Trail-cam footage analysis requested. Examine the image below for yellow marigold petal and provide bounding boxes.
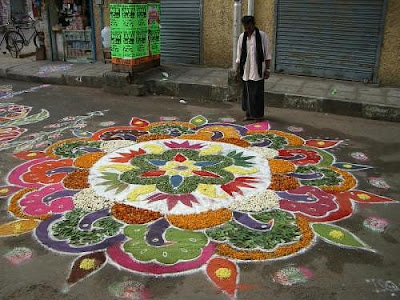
[167,209,232,230]
[215,268,232,279]
[0,219,40,237]
[128,185,156,201]
[217,138,250,147]
[79,258,98,270]
[328,230,344,240]
[179,133,213,141]
[224,166,259,175]
[137,134,172,142]
[97,164,136,172]
[268,159,296,174]
[143,144,164,154]
[166,169,179,176]
[357,193,371,200]
[181,170,194,176]
[198,184,227,199]
[74,152,104,169]
[200,145,223,156]
[197,126,241,139]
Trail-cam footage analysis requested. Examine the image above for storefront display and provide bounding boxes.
[64,29,92,62]
[52,0,93,62]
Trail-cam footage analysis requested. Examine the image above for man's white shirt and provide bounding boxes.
[236,30,272,82]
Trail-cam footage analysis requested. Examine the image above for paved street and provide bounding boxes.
[0,79,399,300]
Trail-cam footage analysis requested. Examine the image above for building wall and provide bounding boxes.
[378,0,400,87]
[202,0,233,68]
[202,0,399,87]
[202,0,275,68]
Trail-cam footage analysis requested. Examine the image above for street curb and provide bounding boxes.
[145,79,228,102]
[1,65,399,122]
[266,92,400,122]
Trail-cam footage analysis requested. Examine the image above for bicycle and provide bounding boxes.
[6,17,43,58]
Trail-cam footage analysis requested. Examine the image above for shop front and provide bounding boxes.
[45,0,96,62]
[274,0,387,83]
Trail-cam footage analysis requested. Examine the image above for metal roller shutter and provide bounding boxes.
[160,0,202,64]
[275,0,386,82]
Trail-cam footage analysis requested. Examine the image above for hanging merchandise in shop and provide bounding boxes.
[110,1,160,73]
[32,0,42,18]
[52,0,94,62]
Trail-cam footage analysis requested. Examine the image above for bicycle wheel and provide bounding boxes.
[33,32,40,48]
[6,31,24,58]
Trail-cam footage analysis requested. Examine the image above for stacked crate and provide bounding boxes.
[110,0,160,73]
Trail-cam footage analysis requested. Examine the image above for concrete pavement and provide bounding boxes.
[0,56,399,122]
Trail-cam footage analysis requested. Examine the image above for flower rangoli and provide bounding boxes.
[1,116,397,298]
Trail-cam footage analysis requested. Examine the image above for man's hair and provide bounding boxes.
[241,16,255,25]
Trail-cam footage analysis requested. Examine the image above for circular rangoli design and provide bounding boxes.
[89,139,271,215]
[1,116,396,298]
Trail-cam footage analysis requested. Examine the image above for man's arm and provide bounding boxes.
[264,59,271,79]
[235,33,243,79]
[263,32,272,79]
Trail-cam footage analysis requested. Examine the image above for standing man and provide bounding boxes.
[235,16,271,121]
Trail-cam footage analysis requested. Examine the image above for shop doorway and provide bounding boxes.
[274,0,386,83]
[49,0,96,62]
[160,0,202,65]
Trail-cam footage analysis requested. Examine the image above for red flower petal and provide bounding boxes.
[12,151,47,160]
[192,170,220,178]
[206,257,238,298]
[278,149,321,165]
[164,141,204,149]
[303,191,354,223]
[147,193,199,210]
[110,148,146,163]
[305,139,343,149]
[141,170,166,177]
[221,177,258,196]
[173,153,187,162]
[176,194,199,207]
[148,193,167,202]
[336,190,396,204]
[130,117,150,128]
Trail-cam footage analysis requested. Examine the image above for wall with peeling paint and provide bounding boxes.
[202,0,275,68]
